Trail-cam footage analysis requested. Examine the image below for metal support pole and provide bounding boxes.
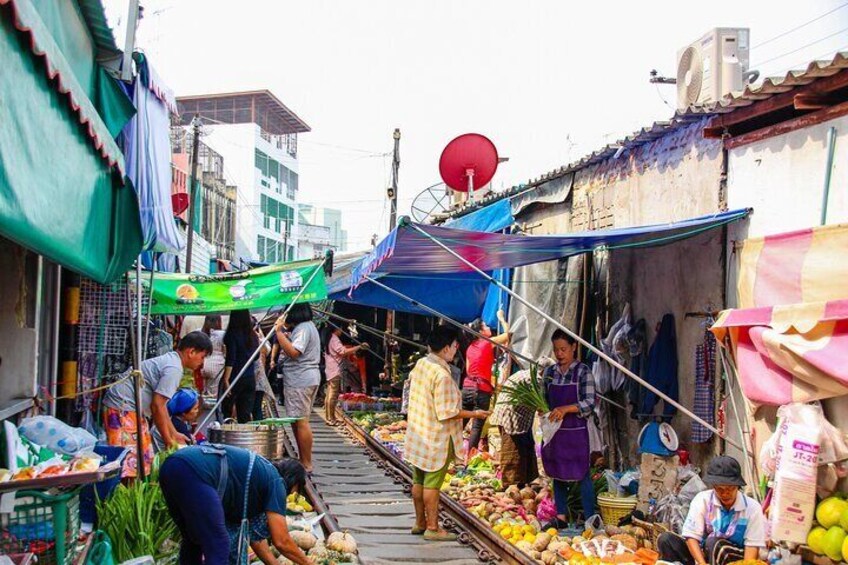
[142,260,156,363]
[131,264,146,480]
[405,222,740,449]
[185,116,202,273]
[718,346,759,473]
[363,275,628,412]
[120,0,139,82]
[197,257,328,431]
[821,126,837,225]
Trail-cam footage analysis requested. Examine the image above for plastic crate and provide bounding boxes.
[0,488,81,565]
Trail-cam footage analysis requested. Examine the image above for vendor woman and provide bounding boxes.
[657,456,765,565]
[542,329,596,529]
[159,444,312,565]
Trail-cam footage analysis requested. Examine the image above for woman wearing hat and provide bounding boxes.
[657,456,766,565]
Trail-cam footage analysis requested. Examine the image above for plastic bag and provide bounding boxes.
[678,473,707,506]
[536,496,558,524]
[19,416,96,456]
[605,470,624,496]
[655,493,686,533]
[540,413,561,444]
[585,513,605,532]
[619,469,641,496]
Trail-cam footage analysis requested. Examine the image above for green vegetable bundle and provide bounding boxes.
[97,449,180,562]
[500,365,549,413]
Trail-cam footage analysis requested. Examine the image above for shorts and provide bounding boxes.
[284,385,319,419]
[412,441,454,489]
[104,407,154,479]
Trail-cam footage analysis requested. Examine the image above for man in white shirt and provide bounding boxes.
[658,456,766,565]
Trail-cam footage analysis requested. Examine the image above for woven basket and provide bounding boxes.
[632,517,670,547]
[597,493,638,526]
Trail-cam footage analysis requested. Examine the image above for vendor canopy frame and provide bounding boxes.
[341,208,752,449]
[351,209,751,290]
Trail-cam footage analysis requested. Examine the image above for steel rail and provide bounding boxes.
[337,411,538,565]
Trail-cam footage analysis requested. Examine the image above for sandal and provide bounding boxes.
[410,526,426,535]
[423,529,457,542]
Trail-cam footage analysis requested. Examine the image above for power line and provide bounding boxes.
[752,26,848,68]
[753,2,848,49]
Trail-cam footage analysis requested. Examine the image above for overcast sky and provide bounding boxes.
[106,1,848,251]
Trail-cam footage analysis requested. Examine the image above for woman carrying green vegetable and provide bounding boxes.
[158,444,312,564]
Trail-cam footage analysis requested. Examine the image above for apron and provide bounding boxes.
[704,492,748,547]
[541,370,590,481]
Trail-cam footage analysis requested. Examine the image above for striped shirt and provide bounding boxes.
[544,361,595,418]
[404,354,464,472]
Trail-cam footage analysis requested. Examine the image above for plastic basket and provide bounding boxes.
[596,493,637,527]
[0,488,81,565]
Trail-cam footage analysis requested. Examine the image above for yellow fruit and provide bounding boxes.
[808,526,828,555]
[523,524,536,534]
[501,528,512,539]
[546,528,558,537]
[524,533,536,543]
[510,535,522,545]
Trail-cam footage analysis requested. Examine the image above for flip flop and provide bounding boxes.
[410,526,426,535]
[423,529,457,542]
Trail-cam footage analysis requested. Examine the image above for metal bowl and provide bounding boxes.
[207,422,286,460]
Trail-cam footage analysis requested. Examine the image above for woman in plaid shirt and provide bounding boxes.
[404,325,490,541]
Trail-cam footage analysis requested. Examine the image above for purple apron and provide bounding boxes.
[541,368,590,481]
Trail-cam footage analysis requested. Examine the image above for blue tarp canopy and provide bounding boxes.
[444,198,514,232]
[352,208,751,288]
[331,208,750,321]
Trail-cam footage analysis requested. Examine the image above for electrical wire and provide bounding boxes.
[751,26,848,68]
[752,2,848,49]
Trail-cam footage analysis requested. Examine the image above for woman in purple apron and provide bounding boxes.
[541,329,597,529]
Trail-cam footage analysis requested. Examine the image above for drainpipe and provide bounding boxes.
[821,127,837,226]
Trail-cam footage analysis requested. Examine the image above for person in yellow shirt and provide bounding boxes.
[404,325,490,541]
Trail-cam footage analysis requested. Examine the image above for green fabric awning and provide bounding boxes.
[0,0,143,283]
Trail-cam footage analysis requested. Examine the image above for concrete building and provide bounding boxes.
[300,204,348,252]
[176,91,310,266]
[296,222,333,259]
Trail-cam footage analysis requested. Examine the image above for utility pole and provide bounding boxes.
[185,116,201,273]
[389,128,401,229]
[384,129,401,388]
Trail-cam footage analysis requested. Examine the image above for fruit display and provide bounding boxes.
[346,411,656,564]
[806,494,848,563]
[340,393,401,412]
[287,492,314,513]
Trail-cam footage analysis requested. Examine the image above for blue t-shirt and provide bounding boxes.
[172,445,287,523]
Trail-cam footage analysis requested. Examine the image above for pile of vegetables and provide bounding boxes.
[287,492,313,513]
[96,450,180,562]
[279,530,359,565]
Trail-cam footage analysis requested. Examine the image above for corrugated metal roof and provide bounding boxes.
[438,51,848,222]
[77,0,122,59]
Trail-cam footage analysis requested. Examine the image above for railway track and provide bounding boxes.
[334,411,539,565]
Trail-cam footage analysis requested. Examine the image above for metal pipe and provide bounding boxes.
[362,274,628,412]
[717,346,758,473]
[129,265,146,481]
[406,222,741,450]
[142,259,156,362]
[197,257,329,431]
[50,265,62,416]
[821,126,837,225]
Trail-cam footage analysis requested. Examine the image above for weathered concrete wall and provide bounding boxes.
[571,119,726,467]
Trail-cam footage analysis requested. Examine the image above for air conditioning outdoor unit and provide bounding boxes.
[677,27,750,110]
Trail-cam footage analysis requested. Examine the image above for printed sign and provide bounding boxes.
[132,261,327,315]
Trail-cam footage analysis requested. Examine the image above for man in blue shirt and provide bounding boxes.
[159,445,312,565]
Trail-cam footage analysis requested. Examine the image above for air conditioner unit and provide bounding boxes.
[677,27,750,110]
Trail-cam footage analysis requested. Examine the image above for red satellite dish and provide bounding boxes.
[172,192,189,216]
[439,133,499,193]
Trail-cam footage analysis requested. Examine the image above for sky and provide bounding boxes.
[105,0,848,252]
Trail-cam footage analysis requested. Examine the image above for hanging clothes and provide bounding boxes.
[625,318,648,419]
[691,330,717,443]
[641,314,679,422]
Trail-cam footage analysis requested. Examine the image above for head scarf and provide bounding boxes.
[167,388,200,416]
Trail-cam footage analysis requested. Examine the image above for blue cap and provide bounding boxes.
[167,388,200,416]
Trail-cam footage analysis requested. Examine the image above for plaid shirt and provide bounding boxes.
[404,354,464,472]
[544,361,595,418]
[490,369,536,435]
